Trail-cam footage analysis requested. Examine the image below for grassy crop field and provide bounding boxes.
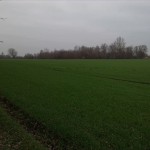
[0,106,46,150]
[0,59,150,149]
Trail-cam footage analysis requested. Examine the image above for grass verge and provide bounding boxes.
[0,103,47,150]
[0,96,75,150]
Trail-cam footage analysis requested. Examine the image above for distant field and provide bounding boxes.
[0,59,150,149]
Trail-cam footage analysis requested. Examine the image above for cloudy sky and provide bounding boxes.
[0,0,150,55]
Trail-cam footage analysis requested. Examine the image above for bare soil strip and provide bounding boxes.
[0,96,74,150]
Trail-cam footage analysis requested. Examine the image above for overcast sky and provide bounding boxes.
[0,0,150,56]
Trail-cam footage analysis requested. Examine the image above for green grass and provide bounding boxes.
[0,106,46,150]
[0,59,150,149]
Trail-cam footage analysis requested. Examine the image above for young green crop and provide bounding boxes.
[0,106,46,150]
[0,59,150,149]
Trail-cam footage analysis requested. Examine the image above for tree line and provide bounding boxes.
[25,37,148,59]
[0,37,149,59]
[0,48,18,59]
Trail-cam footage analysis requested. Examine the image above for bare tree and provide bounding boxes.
[8,48,17,58]
[114,37,126,50]
[134,45,147,58]
[113,37,126,58]
[24,53,34,59]
[100,43,108,58]
[125,46,134,58]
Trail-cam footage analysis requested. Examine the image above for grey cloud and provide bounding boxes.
[0,0,150,55]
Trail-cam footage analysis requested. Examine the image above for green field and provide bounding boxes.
[0,106,46,150]
[0,59,150,149]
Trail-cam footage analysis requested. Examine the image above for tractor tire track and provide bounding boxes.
[0,96,75,150]
[49,67,150,86]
